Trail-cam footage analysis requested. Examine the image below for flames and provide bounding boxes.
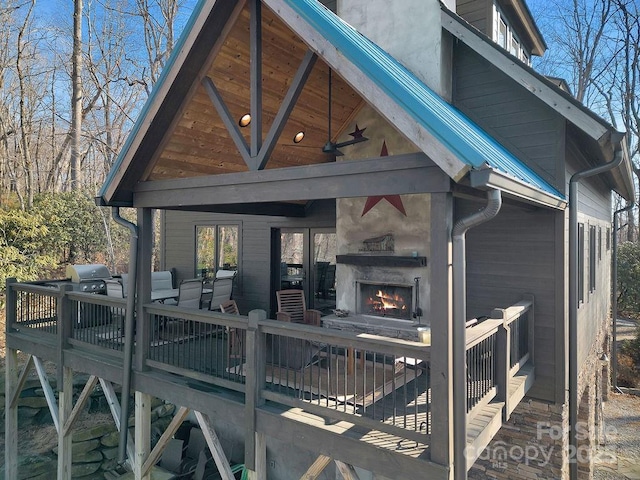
[369,289,408,313]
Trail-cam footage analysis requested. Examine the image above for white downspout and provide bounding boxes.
[452,189,502,480]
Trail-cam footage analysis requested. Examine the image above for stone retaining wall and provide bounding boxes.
[1,374,176,479]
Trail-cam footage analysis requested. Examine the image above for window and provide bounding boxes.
[606,227,611,250]
[589,225,596,293]
[578,223,584,305]
[493,3,531,64]
[195,224,239,279]
[498,18,508,48]
[598,227,602,261]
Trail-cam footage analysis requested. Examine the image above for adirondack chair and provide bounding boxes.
[275,289,322,326]
[220,299,243,359]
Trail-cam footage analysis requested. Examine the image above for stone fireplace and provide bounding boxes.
[328,192,431,339]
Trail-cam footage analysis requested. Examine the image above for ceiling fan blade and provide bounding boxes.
[333,136,369,149]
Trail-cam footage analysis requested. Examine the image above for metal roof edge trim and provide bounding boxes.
[98,0,212,202]
[470,168,567,210]
[281,0,561,197]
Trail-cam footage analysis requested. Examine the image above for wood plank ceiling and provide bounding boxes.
[148,3,365,181]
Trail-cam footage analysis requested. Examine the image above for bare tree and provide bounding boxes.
[70,0,83,190]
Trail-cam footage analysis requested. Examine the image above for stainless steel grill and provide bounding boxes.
[65,264,112,293]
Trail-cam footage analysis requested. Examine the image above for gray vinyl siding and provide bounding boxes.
[565,147,613,368]
[161,200,336,315]
[453,43,566,193]
[456,0,491,34]
[460,198,562,403]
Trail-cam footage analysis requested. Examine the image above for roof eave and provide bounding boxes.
[503,0,547,56]
[470,168,567,210]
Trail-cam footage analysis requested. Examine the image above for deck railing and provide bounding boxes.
[141,305,431,447]
[7,280,60,336]
[6,278,534,462]
[465,296,534,421]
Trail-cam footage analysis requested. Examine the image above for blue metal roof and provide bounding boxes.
[283,0,564,200]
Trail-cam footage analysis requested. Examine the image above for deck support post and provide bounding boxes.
[429,193,454,473]
[5,346,18,480]
[56,367,73,479]
[335,461,361,480]
[134,391,152,480]
[244,309,267,473]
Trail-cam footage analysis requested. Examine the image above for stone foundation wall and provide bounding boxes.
[468,399,569,480]
[1,374,176,479]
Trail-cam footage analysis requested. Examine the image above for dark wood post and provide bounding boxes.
[429,193,454,467]
[6,277,17,330]
[491,307,511,421]
[57,284,73,388]
[136,207,153,371]
[244,309,266,473]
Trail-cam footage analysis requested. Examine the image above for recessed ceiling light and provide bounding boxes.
[239,114,251,127]
[293,131,305,143]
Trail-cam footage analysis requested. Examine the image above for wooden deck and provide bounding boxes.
[5,280,535,478]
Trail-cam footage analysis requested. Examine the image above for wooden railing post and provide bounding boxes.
[57,284,73,388]
[491,308,511,421]
[5,278,18,480]
[6,278,17,331]
[523,294,535,366]
[244,309,267,476]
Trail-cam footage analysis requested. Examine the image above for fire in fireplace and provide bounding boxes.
[357,281,413,320]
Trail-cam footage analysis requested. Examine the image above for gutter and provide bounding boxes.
[568,148,623,480]
[452,189,502,480]
[612,200,634,392]
[111,207,139,465]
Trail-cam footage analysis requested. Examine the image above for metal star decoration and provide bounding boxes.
[361,141,407,217]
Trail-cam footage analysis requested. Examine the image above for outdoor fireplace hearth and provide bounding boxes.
[357,281,413,321]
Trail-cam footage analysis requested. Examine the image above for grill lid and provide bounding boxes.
[66,264,111,283]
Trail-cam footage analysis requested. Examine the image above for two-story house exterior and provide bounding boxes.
[5,1,634,479]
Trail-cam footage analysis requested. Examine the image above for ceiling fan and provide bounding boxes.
[288,68,369,155]
[321,68,368,156]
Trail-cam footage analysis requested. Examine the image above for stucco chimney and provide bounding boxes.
[337,0,454,99]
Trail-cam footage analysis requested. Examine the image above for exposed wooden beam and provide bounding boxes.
[62,375,98,437]
[255,50,318,170]
[335,461,361,480]
[102,0,242,202]
[99,379,135,465]
[133,153,449,208]
[203,76,252,168]
[141,0,247,182]
[141,406,190,477]
[263,0,470,181]
[34,356,60,433]
[194,410,236,480]
[10,354,34,409]
[302,455,333,479]
[167,202,308,217]
[250,0,262,160]
[256,404,449,480]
